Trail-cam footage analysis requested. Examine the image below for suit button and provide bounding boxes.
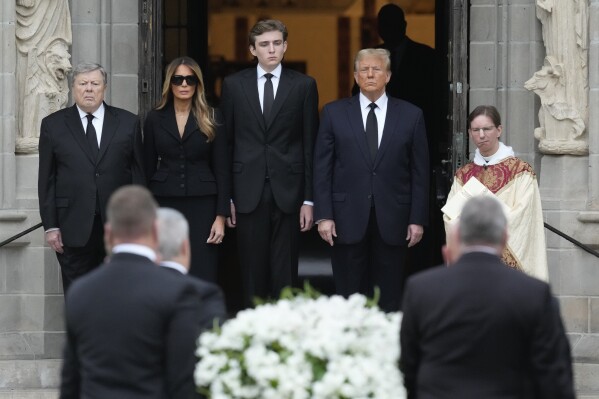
[367,194,372,199]
[180,174,185,178]
[180,184,185,188]
[95,173,100,177]
[180,164,184,169]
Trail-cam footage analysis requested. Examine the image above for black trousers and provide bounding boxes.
[156,195,219,283]
[56,214,106,294]
[236,181,299,308]
[331,207,406,312]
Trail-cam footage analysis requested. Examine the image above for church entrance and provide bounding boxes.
[139,0,469,311]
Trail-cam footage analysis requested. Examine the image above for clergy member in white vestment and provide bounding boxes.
[443,105,548,281]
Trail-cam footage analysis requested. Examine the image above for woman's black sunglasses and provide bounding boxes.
[171,75,199,86]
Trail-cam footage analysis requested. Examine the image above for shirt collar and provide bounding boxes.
[473,142,515,166]
[77,103,105,120]
[111,243,157,262]
[160,261,188,275]
[359,92,388,113]
[257,64,282,80]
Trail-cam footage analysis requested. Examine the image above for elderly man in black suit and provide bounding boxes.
[314,48,429,312]
[157,207,228,330]
[221,19,319,307]
[60,185,202,399]
[400,196,575,399]
[38,62,144,293]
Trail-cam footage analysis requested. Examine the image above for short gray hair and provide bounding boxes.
[354,48,391,72]
[156,207,189,261]
[71,62,107,85]
[459,196,507,246]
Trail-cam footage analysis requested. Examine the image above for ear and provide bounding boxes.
[496,124,503,138]
[249,45,257,57]
[103,223,113,252]
[181,237,190,258]
[282,41,288,53]
[151,220,159,248]
[385,70,391,84]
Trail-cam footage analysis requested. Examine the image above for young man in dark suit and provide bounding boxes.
[157,207,228,330]
[60,185,202,399]
[400,196,575,399]
[313,48,429,312]
[38,62,144,293]
[221,19,319,307]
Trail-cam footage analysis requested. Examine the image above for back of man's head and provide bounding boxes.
[156,207,189,262]
[106,185,157,242]
[459,196,507,248]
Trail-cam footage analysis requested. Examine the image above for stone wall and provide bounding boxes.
[0,0,139,393]
[471,0,599,395]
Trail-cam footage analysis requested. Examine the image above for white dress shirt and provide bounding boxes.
[257,64,282,112]
[359,92,388,147]
[77,103,105,147]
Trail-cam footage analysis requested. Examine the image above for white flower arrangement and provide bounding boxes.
[194,286,406,399]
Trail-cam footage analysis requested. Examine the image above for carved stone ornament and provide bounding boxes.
[524,0,589,155]
[15,0,72,154]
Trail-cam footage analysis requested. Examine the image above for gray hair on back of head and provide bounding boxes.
[156,207,189,261]
[459,196,507,247]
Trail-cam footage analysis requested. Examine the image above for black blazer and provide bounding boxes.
[60,252,203,399]
[400,252,575,399]
[38,104,144,246]
[220,67,319,214]
[160,265,228,330]
[143,103,231,216]
[313,95,429,245]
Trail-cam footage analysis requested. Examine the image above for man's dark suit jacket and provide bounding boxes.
[313,95,429,245]
[220,67,319,214]
[38,103,144,246]
[60,252,203,399]
[400,252,575,399]
[160,264,228,330]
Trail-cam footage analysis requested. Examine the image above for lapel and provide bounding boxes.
[64,105,96,164]
[181,113,199,142]
[159,104,184,143]
[265,68,292,130]
[97,103,118,164]
[240,69,266,131]
[346,96,373,168]
[375,97,399,167]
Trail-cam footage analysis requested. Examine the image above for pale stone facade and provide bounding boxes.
[0,0,139,395]
[1,0,599,396]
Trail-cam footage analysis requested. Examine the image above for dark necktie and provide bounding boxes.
[86,113,99,159]
[366,103,378,161]
[263,73,274,121]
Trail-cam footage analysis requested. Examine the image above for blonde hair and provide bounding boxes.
[156,56,216,141]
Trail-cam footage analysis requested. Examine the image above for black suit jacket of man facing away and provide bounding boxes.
[400,196,575,399]
[60,185,202,399]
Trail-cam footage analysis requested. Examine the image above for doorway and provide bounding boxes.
[139,0,469,311]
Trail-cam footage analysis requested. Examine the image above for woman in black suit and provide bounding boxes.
[143,56,230,282]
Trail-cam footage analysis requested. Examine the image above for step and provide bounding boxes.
[0,360,61,390]
[0,389,58,399]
